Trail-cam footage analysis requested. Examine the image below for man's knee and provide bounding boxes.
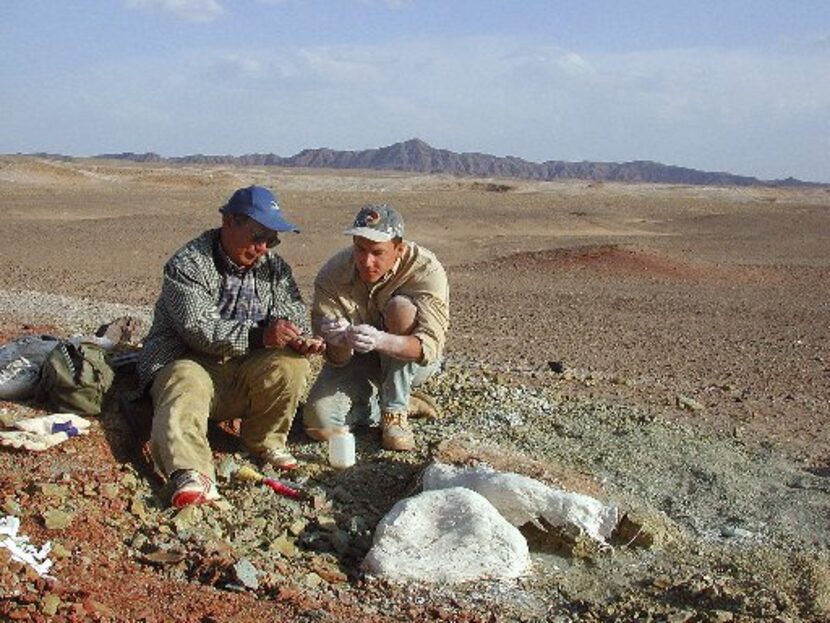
[302,376,351,440]
[302,395,340,439]
[156,358,212,387]
[257,350,311,392]
[151,359,213,404]
[383,295,417,335]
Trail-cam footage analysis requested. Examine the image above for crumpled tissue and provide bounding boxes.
[0,515,53,577]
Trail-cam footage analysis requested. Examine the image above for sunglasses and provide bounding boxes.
[249,228,281,248]
[235,217,280,248]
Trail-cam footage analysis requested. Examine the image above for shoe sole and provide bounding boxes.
[171,490,216,507]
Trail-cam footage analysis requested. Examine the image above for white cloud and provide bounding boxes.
[296,47,381,82]
[125,0,223,23]
[556,52,596,76]
[203,54,270,80]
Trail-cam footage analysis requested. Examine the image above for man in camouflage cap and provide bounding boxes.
[303,204,449,451]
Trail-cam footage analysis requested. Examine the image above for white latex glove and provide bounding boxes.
[0,430,76,452]
[13,413,91,436]
[0,414,91,452]
[320,317,351,348]
[347,324,389,354]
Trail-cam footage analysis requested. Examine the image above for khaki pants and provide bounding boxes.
[149,349,310,480]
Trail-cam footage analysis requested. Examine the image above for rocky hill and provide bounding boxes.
[91,138,816,187]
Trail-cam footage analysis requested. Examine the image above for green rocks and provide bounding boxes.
[42,509,73,530]
[2,496,21,515]
[270,534,298,558]
[676,395,704,411]
[40,593,61,616]
[172,505,202,533]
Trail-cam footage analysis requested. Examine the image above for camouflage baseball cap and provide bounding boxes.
[343,204,404,242]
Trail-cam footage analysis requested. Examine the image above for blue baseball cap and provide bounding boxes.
[220,185,299,233]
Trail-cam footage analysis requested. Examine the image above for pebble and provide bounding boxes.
[288,518,308,536]
[233,558,260,590]
[40,593,61,616]
[100,483,120,499]
[51,542,71,559]
[304,572,323,588]
[43,509,73,530]
[2,497,22,515]
[39,484,69,500]
[216,456,238,482]
[173,505,202,532]
[270,535,298,558]
[676,395,704,411]
[120,472,139,490]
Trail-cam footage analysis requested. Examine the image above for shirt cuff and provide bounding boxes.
[248,326,266,351]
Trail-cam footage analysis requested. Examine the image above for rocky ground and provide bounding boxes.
[0,157,828,621]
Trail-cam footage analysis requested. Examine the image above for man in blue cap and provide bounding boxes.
[138,185,324,507]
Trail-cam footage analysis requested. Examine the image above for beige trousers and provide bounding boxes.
[149,348,310,480]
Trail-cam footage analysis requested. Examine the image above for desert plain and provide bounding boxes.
[0,155,829,621]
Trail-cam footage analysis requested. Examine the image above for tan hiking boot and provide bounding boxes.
[381,411,415,451]
[408,389,441,419]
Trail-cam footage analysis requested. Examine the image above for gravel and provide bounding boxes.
[0,289,152,335]
[3,289,830,621]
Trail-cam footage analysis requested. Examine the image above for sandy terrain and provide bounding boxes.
[1,156,829,621]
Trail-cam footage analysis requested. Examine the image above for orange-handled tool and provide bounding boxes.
[235,465,303,499]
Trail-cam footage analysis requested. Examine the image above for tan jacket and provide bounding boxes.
[312,242,449,365]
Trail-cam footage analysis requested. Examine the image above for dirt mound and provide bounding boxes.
[121,166,241,188]
[462,244,781,283]
[0,158,93,186]
[0,157,244,192]
[466,244,722,280]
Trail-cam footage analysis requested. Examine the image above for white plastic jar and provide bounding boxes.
[328,426,355,468]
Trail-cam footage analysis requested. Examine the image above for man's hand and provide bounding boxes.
[288,335,327,356]
[263,318,302,349]
[347,324,390,354]
[319,317,351,348]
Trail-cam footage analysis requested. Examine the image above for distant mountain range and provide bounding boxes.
[50,138,821,187]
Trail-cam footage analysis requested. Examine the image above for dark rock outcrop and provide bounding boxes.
[88,138,821,187]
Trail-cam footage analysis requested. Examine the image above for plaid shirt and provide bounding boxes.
[137,229,309,391]
[216,246,266,323]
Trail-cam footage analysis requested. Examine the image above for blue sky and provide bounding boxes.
[1,1,829,181]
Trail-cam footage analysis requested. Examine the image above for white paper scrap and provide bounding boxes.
[0,515,54,577]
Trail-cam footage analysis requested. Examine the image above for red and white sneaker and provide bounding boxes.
[169,469,220,508]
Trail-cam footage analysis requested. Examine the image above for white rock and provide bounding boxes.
[423,462,618,543]
[363,487,530,583]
